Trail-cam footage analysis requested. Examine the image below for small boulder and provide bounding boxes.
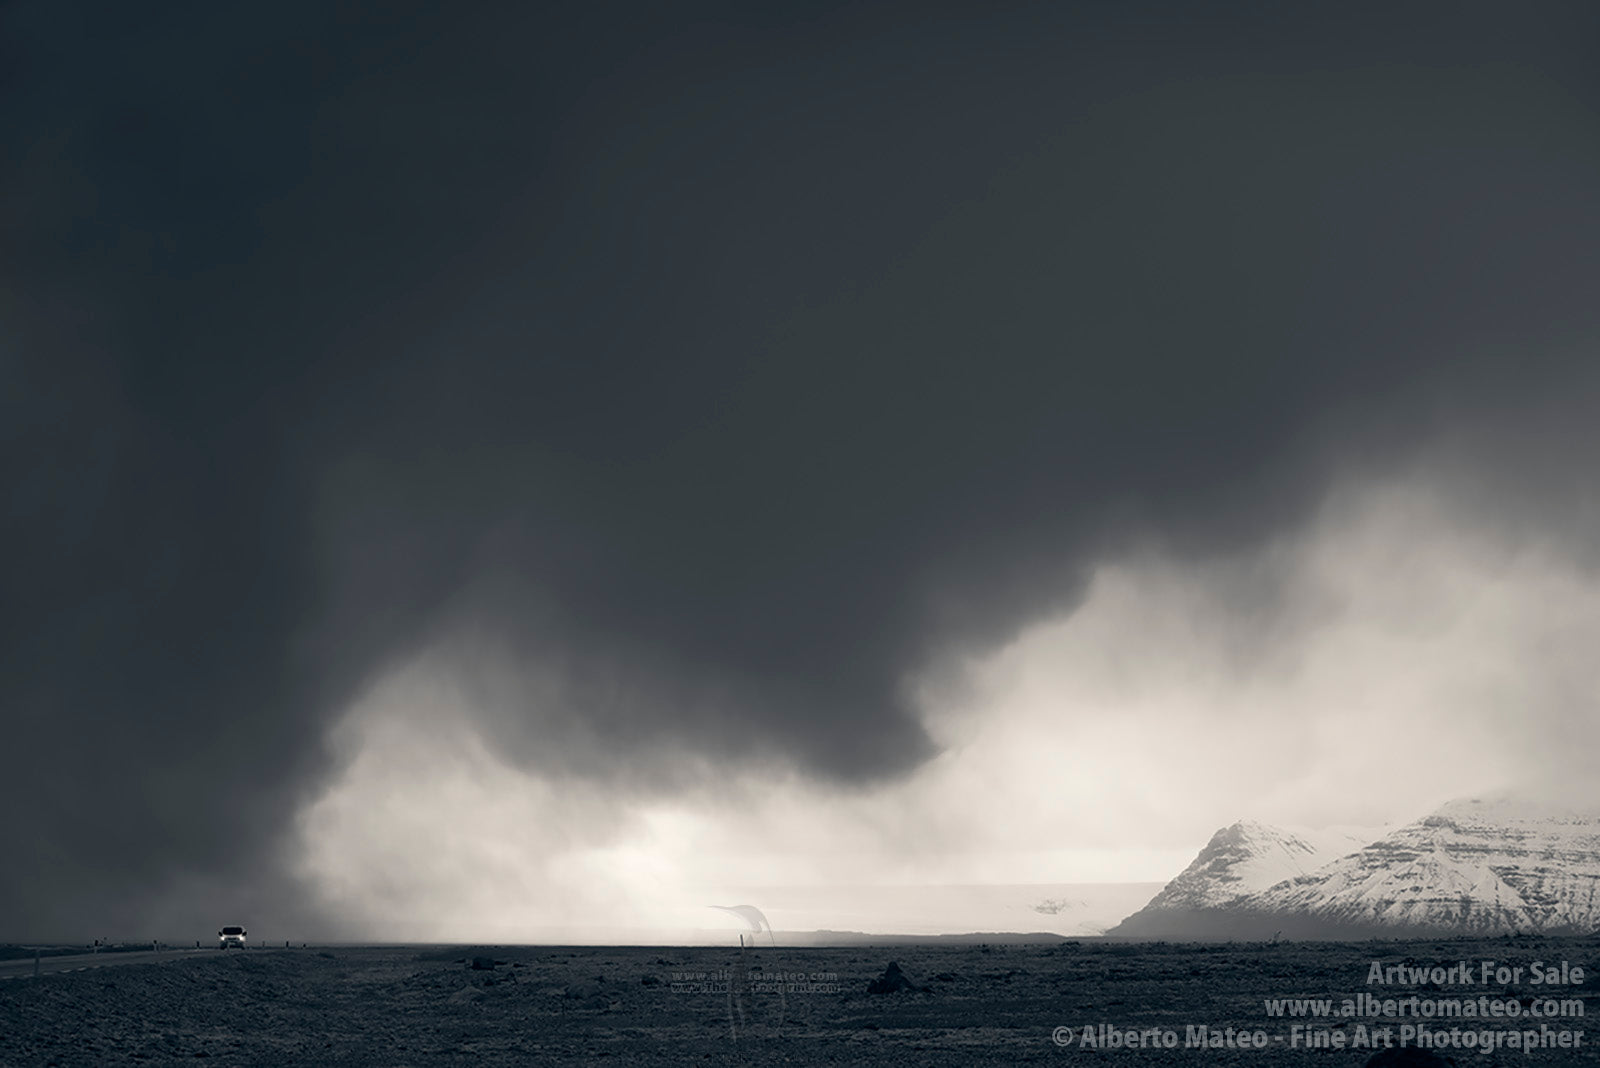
[468,957,497,971]
[563,981,608,1010]
[866,961,929,994]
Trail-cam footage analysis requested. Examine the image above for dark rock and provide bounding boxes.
[1364,1048,1456,1067]
[867,961,929,994]
[563,981,609,1010]
[469,957,497,971]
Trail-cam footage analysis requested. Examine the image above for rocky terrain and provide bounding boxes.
[2,936,1596,1065]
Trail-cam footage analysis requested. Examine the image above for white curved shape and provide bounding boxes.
[708,904,775,944]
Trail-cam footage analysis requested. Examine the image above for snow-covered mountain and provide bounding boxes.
[1239,795,1600,936]
[1109,820,1375,937]
[1112,795,1600,939]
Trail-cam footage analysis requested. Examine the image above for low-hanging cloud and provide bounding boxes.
[4,0,1599,937]
[299,461,1600,937]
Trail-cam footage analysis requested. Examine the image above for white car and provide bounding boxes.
[218,925,246,949]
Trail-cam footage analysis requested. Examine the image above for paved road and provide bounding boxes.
[0,947,234,980]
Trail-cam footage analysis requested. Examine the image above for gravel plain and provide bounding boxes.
[1,936,1595,1066]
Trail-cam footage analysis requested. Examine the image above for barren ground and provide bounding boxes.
[1,936,1595,1066]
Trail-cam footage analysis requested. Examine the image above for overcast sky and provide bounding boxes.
[4,1,1599,942]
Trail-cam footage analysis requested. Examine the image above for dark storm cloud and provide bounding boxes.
[4,1,1599,936]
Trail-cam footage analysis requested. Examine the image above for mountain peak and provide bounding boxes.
[1111,795,1600,939]
[1239,795,1600,936]
[1109,820,1374,935]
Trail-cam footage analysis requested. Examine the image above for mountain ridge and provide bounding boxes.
[1110,796,1600,939]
